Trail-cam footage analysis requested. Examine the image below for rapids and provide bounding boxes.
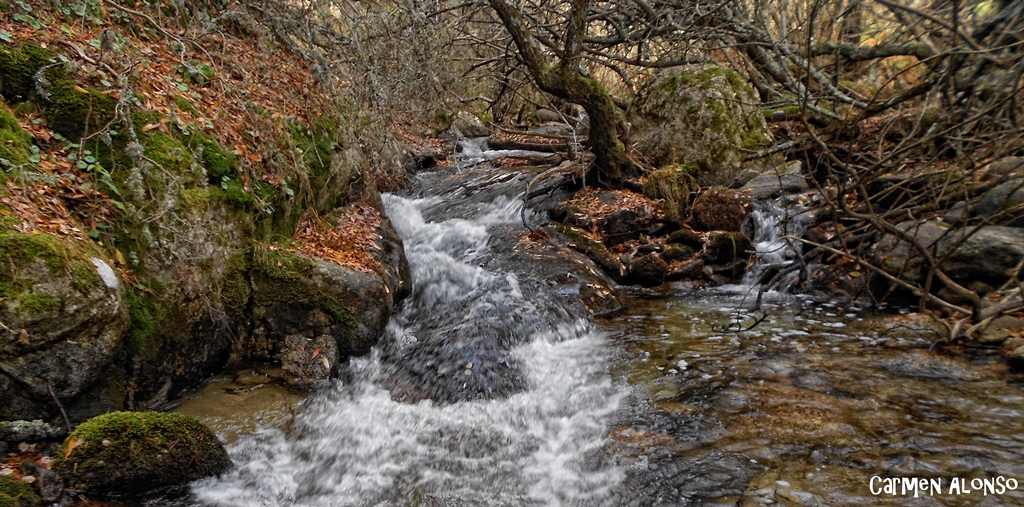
[171,144,1024,507]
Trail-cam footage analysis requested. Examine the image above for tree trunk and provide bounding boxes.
[488,0,637,187]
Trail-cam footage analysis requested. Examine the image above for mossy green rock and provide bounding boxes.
[703,231,753,265]
[0,475,40,507]
[0,231,129,421]
[628,65,780,186]
[53,411,229,497]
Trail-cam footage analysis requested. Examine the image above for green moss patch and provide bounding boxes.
[0,100,33,172]
[251,246,358,327]
[221,252,251,317]
[53,411,230,497]
[38,66,117,142]
[0,475,40,507]
[194,132,235,183]
[124,287,167,359]
[0,230,101,302]
[0,42,53,103]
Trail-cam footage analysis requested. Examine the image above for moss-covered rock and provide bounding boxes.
[662,244,695,263]
[703,231,753,265]
[0,475,40,507]
[642,164,697,220]
[0,41,117,142]
[0,230,128,421]
[53,411,229,497]
[628,253,669,287]
[691,186,750,232]
[628,65,781,186]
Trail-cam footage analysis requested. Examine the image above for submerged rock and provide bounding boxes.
[878,351,980,381]
[53,411,229,498]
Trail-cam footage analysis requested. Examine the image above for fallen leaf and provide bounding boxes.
[63,438,82,458]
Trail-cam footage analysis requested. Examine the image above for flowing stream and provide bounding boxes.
[188,165,626,507]
[175,148,1024,507]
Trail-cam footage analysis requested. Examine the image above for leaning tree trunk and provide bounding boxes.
[488,0,638,187]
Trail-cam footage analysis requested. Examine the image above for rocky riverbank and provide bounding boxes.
[0,4,413,441]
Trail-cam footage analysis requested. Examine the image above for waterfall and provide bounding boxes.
[741,197,814,288]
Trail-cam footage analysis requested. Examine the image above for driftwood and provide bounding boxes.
[488,133,570,153]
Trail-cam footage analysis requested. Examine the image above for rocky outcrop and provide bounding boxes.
[629,65,781,186]
[53,411,229,498]
[0,38,414,427]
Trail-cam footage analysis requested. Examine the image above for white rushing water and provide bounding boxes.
[740,198,814,287]
[192,193,625,507]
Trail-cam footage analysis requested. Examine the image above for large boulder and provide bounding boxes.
[875,219,1024,286]
[53,411,229,497]
[0,231,128,422]
[629,65,781,186]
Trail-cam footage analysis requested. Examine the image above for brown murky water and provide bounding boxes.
[171,365,308,444]
[607,286,1024,506]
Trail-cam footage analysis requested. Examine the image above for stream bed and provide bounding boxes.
[169,151,1024,507]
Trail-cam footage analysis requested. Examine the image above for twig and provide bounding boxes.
[101,0,186,45]
[47,383,72,434]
